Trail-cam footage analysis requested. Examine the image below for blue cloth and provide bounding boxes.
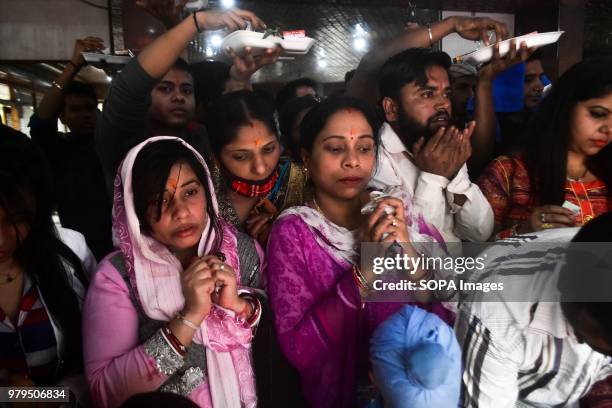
[370,305,461,408]
[468,63,550,113]
[467,63,526,113]
[492,63,526,112]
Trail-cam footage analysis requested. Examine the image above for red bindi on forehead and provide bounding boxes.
[167,178,178,191]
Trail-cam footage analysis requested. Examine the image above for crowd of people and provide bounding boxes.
[1,2,611,407]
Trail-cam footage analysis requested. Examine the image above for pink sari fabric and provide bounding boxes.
[265,196,453,408]
[84,136,255,407]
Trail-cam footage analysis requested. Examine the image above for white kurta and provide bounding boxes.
[370,122,494,244]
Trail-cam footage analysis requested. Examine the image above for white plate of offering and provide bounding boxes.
[222,29,315,57]
[454,31,564,66]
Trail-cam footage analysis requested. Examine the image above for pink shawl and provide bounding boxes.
[111,136,255,407]
[276,186,448,269]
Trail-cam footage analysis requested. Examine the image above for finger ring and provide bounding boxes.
[213,252,226,262]
[540,213,546,223]
[541,223,553,229]
[219,264,225,271]
[391,219,397,227]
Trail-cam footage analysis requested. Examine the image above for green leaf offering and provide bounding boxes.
[263,28,284,39]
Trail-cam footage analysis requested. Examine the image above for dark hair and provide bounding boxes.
[278,95,319,161]
[191,60,231,108]
[526,48,543,63]
[378,47,452,101]
[120,392,199,408]
[560,212,612,343]
[276,78,319,110]
[524,57,612,205]
[171,58,193,76]
[131,139,222,252]
[61,81,97,111]
[0,133,86,379]
[344,69,356,85]
[204,90,277,157]
[299,96,382,155]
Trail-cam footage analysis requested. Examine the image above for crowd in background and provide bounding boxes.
[1,2,611,407]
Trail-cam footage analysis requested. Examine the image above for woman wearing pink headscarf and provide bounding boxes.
[83,137,260,408]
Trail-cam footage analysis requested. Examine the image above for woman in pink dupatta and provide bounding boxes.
[265,97,454,408]
[83,137,260,408]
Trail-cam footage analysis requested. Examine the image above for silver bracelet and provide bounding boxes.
[176,313,199,331]
[160,366,205,396]
[144,329,184,376]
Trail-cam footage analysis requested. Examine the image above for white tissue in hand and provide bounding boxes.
[360,186,404,216]
[562,200,580,214]
[361,186,406,241]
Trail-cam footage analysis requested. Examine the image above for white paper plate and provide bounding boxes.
[82,52,131,65]
[454,31,564,66]
[280,37,315,54]
[221,30,315,57]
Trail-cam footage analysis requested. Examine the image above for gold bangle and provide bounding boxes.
[352,265,370,291]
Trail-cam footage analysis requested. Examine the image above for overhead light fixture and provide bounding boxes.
[210,34,223,47]
[221,0,234,8]
[317,59,328,69]
[106,75,112,82]
[353,37,367,52]
[355,23,367,36]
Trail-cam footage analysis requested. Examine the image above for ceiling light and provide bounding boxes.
[210,34,222,47]
[221,0,234,8]
[355,23,367,36]
[353,37,367,52]
[317,59,328,69]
